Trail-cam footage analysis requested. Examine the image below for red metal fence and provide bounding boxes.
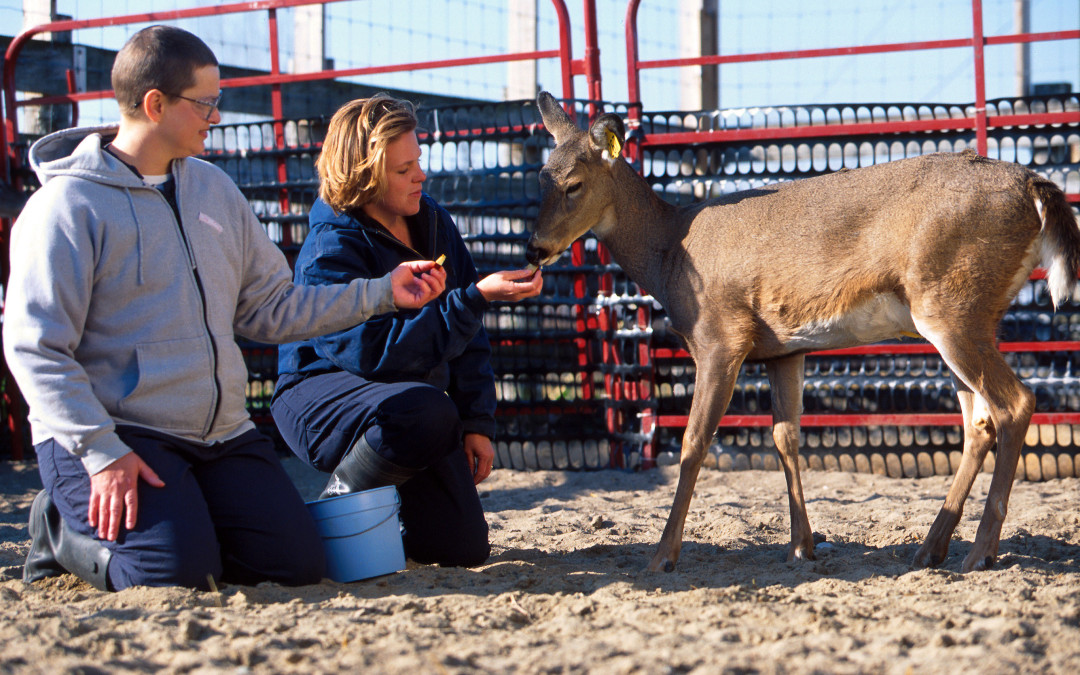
[2,0,597,193]
[2,0,1079,478]
[625,0,1080,162]
[0,0,601,462]
[606,0,1080,474]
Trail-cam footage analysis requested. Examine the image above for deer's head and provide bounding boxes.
[526,91,627,267]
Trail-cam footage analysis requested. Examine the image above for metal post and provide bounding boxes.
[623,0,646,166]
[21,0,71,136]
[507,0,538,100]
[550,0,575,99]
[292,3,326,73]
[267,8,292,249]
[1014,0,1030,97]
[678,0,718,112]
[581,0,602,111]
[971,0,989,156]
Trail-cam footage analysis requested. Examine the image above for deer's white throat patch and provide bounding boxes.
[786,294,917,351]
[590,205,618,237]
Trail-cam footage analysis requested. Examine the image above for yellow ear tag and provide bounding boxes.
[606,129,622,159]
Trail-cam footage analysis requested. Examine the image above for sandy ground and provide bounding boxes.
[1,456,1078,674]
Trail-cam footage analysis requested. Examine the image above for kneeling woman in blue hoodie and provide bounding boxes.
[272,95,543,566]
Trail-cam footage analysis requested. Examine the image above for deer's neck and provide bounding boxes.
[595,161,681,304]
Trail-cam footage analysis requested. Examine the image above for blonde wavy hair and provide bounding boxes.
[317,94,419,213]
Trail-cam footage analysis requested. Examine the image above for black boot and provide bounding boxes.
[319,437,416,500]
[24,490,112,591]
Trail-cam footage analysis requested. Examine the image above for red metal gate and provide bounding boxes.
[609,0,1080,475]
[0,0,601,461]
[3,0,1079,477]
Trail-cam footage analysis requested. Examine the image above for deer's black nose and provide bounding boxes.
[525,241,545,266]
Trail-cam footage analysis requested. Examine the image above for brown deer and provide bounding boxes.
[526,91,1080,573]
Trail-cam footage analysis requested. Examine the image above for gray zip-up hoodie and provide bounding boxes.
[3,126,397,474]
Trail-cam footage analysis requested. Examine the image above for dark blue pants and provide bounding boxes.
[271,371,490,567]
[36,426,325,591]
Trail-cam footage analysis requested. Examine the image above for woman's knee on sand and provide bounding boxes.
[105,516,324,590]
[37,430,326,590]
[366,383,464,470]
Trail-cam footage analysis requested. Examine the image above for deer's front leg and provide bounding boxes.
[765,355,815,562]
[647,344,747,573]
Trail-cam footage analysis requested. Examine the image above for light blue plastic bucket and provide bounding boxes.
[307,485,406,582]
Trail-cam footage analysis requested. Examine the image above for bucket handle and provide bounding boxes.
[320,504,401,541]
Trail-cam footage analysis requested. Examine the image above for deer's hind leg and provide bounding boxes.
[913,379,997,568]
[914,322,1034,572]
[765,354,815,562]
[647,341,750,573]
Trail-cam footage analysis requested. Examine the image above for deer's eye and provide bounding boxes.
[565,183,582,197]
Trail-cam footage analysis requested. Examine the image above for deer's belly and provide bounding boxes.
[784,294,917,351]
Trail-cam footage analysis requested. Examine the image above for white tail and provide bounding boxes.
[527,91,1080,573]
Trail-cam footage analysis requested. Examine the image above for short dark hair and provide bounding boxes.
[111,25,218,117]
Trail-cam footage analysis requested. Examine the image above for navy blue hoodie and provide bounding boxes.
[276,194,497,439]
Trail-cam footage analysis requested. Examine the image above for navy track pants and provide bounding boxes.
[36,426,325,590]
[271,370,490,567]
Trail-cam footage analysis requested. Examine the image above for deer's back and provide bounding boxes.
[663,151,1043,357]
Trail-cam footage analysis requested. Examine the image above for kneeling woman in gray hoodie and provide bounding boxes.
[5,27,445,591]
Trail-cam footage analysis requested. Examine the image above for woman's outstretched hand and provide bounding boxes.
[390,260,447,308]
[476,268,544,303]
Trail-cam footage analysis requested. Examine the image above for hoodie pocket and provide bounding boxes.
[117,337,215,432]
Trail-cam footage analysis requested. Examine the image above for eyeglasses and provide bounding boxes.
[170,91,223,121]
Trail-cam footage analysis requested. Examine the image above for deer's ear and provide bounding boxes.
[537,91,578,145]
[589,114,626,164]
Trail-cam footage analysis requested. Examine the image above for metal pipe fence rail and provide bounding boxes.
[259,93,1080,477]
[623,0,1080,161]
[197,99,619,470]
[604,0,1080,477]
[0,0,598,462]
[2,0,1078,480]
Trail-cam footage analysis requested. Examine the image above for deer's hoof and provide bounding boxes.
[787,545,816,563]
[645,560,676,573]
[646,553,677,573]
[912,545,945,570]
[961,551,997,573]
[788,534,819,562]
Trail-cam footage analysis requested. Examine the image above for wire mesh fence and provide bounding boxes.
[604,93,1080,476]
[197,94,1080,474]
[3,95,1077,474]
